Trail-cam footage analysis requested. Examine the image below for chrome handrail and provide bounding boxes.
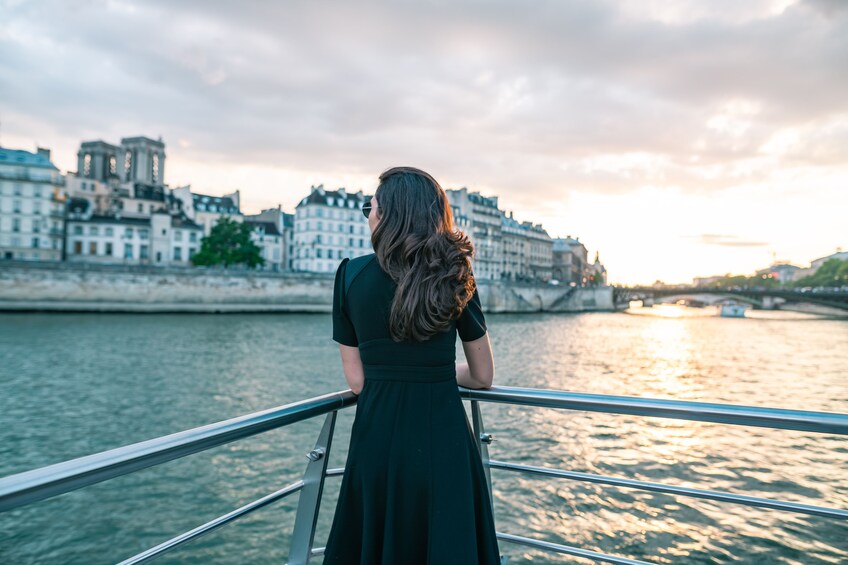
[1,385,845,565]
[0,390,356,512]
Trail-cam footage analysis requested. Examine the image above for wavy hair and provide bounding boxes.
[371,166,477,342]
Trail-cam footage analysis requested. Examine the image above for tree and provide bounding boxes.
[191,217,264,268]
[793,259,848,288]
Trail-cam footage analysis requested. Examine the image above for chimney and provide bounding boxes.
[36,147,51,160]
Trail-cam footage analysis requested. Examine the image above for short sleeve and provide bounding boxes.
[332,259,358,346]
[457,287,487,342]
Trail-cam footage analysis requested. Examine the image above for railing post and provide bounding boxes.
[470,400,495,518]
[288,410,337,565]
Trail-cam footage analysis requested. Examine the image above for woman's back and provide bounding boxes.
[323,252,501,564]
[333,252,488,381]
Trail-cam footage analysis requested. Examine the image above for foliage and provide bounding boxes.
[191,217,264,268]
[793,259,848,288]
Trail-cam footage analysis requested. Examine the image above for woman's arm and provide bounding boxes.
[339,344,365,395]
[456,332,495,389]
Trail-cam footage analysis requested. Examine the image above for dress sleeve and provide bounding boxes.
[332,259,358,346]
[457,286,487,342]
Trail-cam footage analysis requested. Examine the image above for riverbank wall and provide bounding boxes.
[0,261,614,313]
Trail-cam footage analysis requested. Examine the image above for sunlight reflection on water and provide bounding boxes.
[0,309,846,564]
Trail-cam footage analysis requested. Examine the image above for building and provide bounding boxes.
[65,197,203,265]
[445,187,502,280]
[0,147,66,261]
[244,206,290,272]
[755,263,802,284]
[521,220,553,282]
[172,186,243,235]
[293,185,372,273]
[500,211,526,281]
[500,210,553,282]
[77,136,166,186]
[552,236,589,286]
[282,212,295,271]
[587,251,608,286]
[810,250,848,271]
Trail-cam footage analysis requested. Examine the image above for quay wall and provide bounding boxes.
[0,262,614,313]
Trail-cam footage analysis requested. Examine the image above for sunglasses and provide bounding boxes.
[362,202,380,219]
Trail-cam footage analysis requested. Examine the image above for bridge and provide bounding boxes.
[613,286,848,312]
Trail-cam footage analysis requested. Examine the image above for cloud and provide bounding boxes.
[0,0,845,283]
[684,234,770,248]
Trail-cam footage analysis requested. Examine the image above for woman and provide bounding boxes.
[322,166,502,564]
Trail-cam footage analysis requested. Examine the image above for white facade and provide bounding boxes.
[172,186,243,236]
[293,185,372,273]
[552,237,589,286]
[0,147,65,261]
[446,187,503,280]
[66,199,202,265]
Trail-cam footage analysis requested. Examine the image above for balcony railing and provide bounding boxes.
[0,386,845,564]
[0,170,65,185]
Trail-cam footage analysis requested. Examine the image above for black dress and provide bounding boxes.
[322,253,501,565]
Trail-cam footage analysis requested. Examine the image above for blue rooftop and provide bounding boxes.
[0,147,59,170]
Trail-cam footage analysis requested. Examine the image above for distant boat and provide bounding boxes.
[718,302,746,318]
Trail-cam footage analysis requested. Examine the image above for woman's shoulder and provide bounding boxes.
[343,253,378,291]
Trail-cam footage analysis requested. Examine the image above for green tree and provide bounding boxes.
[191,217,264,268]
[793,259,848,287]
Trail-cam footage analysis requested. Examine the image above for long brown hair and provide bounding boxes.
[372,166,476,342]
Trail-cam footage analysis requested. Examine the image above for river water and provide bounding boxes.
[1,307,846,564]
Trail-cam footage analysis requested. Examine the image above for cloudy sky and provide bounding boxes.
[2,0,846,284]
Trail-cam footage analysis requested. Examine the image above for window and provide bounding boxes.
[152,152,160,183]
[105,227,113,237]
[13,200,21,213]
[73,241,82,255]
[317,221,323,230]
[349,237,353,246]
[173,247,182,261]
[32,237,39,248]
[338,223,344,232]
[33,222,40,233]
[12,219,20,232]
[83,154,92,177]
[188,247,196,259]
[34,186,42,198]
[126,228,134,238]
[89,242,97,255]
[125,150,132,176]
[175,230,182,242]
[124,244,133,259]
[140,245,149,260]
[349,224,354,233]
[189,232,197,243]
[317,248,323,258]
[90,226,99,236]
[316,234,322,244]
[138,203,143,212]
[105,242,113,255]
[161,229,167,236]
[13,184,22,196]
[109,155,117,175]
[33,203,41,215]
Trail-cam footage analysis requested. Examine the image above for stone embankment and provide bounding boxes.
[0,262,614,313]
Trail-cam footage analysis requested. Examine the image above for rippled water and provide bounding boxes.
[0,308,846,564]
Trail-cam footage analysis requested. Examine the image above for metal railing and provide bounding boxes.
[1,385,846,564]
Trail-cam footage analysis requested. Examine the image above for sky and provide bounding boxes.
[1,0,846,285]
